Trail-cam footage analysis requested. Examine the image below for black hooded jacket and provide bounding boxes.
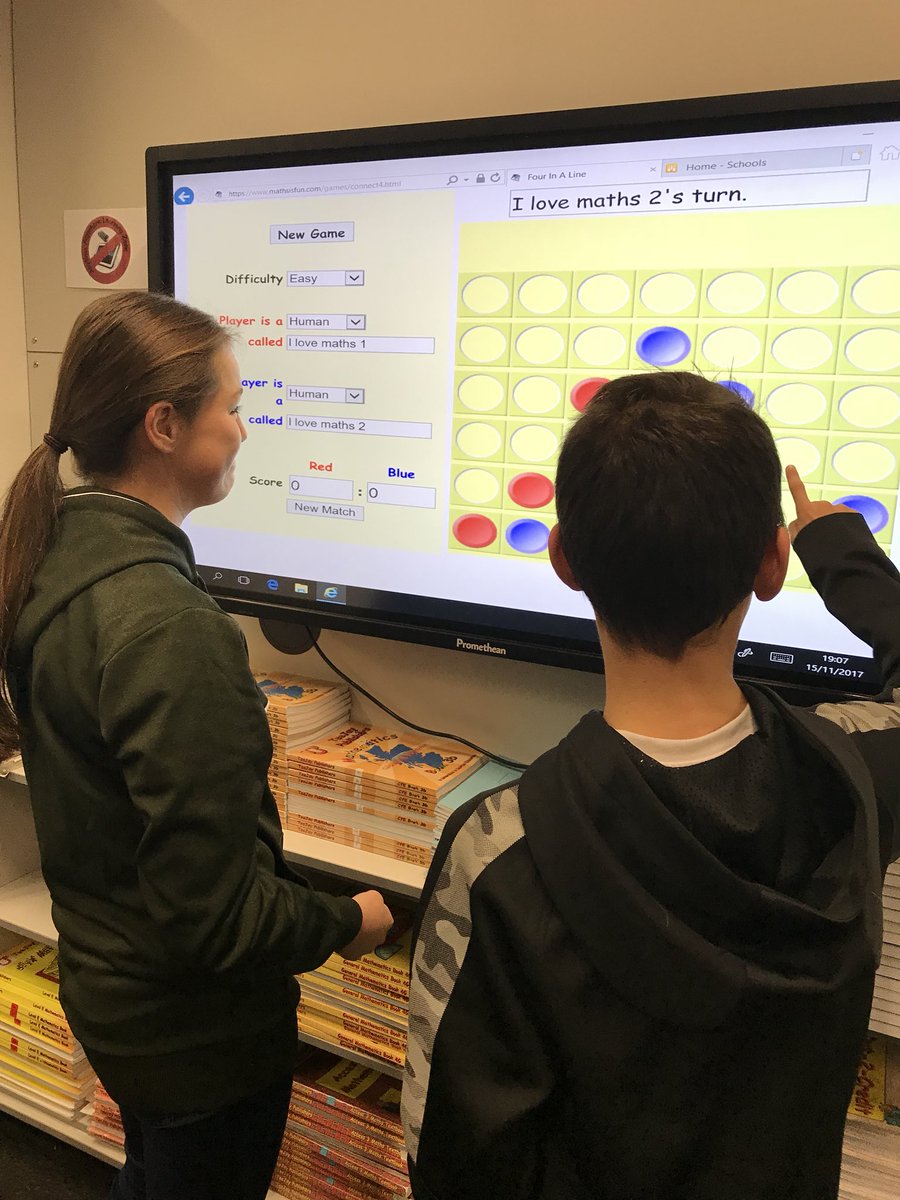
[402,513,900,1200]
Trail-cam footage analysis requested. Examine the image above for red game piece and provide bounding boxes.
[508,472,555,508]
[452,513,498,548]
[570,377,610,412]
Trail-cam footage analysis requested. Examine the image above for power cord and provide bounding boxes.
[308,629,526,771]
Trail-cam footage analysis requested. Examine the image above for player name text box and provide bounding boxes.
[287,270,365,286]
[286,314,366,330]
[286,415,432,438]
[286,334,434,354]
[365,481,437,509]
[286,386,365,403]
[285,499,364,520]
[289,475,354,501]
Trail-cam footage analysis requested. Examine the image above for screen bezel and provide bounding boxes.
[146,79,900,696]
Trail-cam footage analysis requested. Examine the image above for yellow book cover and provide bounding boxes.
[298,997,407,1047]
[310,966,410,1008]
[0,985,74,1050]
[301,975,408,1022]
[849,1033,887,1121]
[0,940,62,1003]
[0,1073,86,1118]
[299,982,407,1032]
[0,1045,91,1100]
[323,923,411,981]
[296,1011,405,1069]
[0,1025,91,1081]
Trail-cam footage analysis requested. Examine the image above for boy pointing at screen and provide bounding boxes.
[403,371,900,1200]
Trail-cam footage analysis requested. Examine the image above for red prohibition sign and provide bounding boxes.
[81,215,132,284]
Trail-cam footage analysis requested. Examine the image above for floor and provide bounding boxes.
[0,1111,116,1200]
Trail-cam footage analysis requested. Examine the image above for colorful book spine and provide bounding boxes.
[849,1033,887,1121]
[296,1011,405,1069]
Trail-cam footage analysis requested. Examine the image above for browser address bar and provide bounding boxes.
[222,179,404,200]
[216,170,507,201]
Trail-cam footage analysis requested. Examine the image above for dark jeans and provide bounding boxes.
[107,1073,292,1200]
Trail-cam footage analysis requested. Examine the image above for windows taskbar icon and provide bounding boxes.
[317,582,346,605]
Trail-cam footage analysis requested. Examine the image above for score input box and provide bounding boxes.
[289,474,354,501]
[366,481,436,509]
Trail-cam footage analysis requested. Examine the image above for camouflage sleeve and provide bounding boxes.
[814,689,900,734]
[401,784,556,1197]
[402,784,526,1160]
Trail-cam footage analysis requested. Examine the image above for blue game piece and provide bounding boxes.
[721,379,755,407]
[835,494,890,534]
[506,518,550,554]
[635,326,691,367]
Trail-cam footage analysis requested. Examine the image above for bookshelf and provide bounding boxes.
[0,768,407,1184]
[281,830,427,897]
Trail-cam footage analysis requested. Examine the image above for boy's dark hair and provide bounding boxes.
[555,372,783,660]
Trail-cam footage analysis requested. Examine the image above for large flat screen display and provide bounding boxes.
[147,81,900,694]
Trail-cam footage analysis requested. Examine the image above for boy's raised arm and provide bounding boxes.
[788,465,900,697]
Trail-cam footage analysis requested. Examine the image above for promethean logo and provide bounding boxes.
[456,637,507,656]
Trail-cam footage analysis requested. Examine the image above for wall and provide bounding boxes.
[0,0,29,493]
[10,0,900,761]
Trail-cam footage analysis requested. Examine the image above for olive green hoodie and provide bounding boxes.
[8,489,361,1110]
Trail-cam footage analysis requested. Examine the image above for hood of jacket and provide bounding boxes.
[10,488,203,665]
[518,685,883,1029]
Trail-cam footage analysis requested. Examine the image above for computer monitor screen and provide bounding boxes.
[147,81,900,694]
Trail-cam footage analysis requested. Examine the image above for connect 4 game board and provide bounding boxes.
[450,266,900,588]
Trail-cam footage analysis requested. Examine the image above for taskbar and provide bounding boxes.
[733,638,879,690]
[199,565,349,607]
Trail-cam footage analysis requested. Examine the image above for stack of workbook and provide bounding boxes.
[841,1032,900,1198]
[298,917,412,1071]
[848,1032,895,1124]
[0,939,95,1121]
[255,673,352,822]
[87,1079,125,1148]
[272,1049,410,1200]
[283,722,489,865]
[872,861,900,1041]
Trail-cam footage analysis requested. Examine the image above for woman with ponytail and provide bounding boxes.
[0,292,392,1200]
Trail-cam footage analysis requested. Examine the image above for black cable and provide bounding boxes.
[308,630,526,771]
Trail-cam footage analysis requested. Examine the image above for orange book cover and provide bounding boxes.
[288,724,483,799]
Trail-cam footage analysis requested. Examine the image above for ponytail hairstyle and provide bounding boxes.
[0,291,230,759]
